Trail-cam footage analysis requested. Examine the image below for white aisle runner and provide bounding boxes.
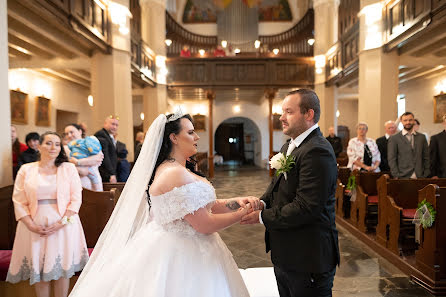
[239,267,280,297]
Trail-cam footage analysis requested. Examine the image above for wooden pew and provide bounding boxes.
[376,176,446,255]
[79,188,118,248]
[335,167,351,218]
[0,186,15,250]
[350,171,384,232]
[415,184,446,284]
[102,182,125,204]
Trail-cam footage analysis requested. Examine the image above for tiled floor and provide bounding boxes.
[213,166,438,297]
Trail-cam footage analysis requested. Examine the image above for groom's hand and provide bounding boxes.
[240,210,261,225]
[235,196,261,210]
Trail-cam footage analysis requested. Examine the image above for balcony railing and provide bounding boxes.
[166,57,314,88]
[131,38,156,87]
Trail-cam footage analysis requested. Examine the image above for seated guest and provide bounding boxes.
[388,112,429,178]
[17,132,40,171]
[6,132,88,297]
[64,124,104,191]
[430,114,446,178]
[376,121,397,172]
[326,126,342,157]
[116,141,130,182]
[347,122,381,172]
[213,45,226,57]
[11,125,28,179]
[180,45,191,57]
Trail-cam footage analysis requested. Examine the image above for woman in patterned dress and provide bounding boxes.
[6,131,88,297]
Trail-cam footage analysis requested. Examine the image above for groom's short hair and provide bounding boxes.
[287,89,321,123]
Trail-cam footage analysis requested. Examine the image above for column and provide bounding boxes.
[90,0,134,159]
[265,88,277,177]
[207,90,215,178]
[313,0,338,135]
[141,0,168,130]
[0,0,13,186]
[357,0,399,139]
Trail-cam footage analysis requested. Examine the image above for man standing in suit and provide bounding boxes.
[95,116,119,183]
[376,120,397,172]
[326,126,342,157]
[388,112,429,178]
[430,114,446,178]
[241,89,339,297]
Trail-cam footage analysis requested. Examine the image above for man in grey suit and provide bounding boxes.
[388,111,430,178]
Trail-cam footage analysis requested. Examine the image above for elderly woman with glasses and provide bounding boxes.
[347,122,381,172]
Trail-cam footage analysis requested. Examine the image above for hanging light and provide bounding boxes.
[199,49,205,56]
[336,110,340,118]
[307,38,315,46]
[273,48,279,55]
[221,40,228,48]
[165,39,172,46]
[87,95,94,107]
[140,112,145,121]
[234,48,241,54]
[233,105,241,113]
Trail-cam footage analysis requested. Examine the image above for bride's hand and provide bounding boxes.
[233,196,260,211]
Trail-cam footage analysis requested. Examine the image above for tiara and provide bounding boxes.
[167,107,184,122]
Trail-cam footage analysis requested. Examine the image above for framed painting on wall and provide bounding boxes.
[35,96,51,126]
[10,90,28,125]
[193,114,206,131]
[273,114,282,130]
[434,93,446,123]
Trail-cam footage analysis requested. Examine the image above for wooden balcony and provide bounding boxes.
[131,38,156,88]
[166,57,314,88]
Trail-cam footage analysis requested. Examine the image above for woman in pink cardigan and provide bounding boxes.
[6,132,88,297]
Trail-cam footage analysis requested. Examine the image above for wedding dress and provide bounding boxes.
[80,181,250,296]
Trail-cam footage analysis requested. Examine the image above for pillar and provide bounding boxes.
[207,90,215,178]
[313,0,338,135]
[90,0,134,159]
[357,0,399,139]
[265,88,277,177]
[0,0,13,186]
[141,0,168,130]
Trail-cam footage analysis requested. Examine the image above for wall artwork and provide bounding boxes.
[10,90,28,125]
[193,114,206,131]
[35,96,51,126]
[182,0,292,23]
[273,113,282,130]
[434,93,446,123]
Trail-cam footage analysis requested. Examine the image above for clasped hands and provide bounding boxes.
[23,210,76,237]
[233,196,263,225]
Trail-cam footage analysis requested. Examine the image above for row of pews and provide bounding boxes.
[0,183,125,296]
[335,167,446,295]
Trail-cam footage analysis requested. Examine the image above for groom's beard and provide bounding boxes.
[283,119,308,138]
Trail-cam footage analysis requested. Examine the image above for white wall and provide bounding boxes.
[399,75,446,139]
[174,0,307,36]
[337,98,358,138]
[8,69,92,142]
[169,98,289,168]
[133,95,144,127]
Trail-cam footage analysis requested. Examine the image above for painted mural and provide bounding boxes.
[182,0,292,23]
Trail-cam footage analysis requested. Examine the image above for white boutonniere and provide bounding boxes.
[269,152,296,180]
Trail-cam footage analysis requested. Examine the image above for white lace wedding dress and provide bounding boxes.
[83,181,250,297]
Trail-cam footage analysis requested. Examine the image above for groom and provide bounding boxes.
[241,89,339,297]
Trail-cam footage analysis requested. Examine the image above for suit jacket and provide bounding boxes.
[376,136,390,172]
[94,128,117,182]
[13,162,82,220]
[430,130,446,178]
[261,128,340,273]
[387,131,430,178]
[326,135,342,157]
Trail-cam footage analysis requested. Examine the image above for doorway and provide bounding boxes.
[215,123,245,164]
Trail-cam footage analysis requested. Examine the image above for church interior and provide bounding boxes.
[1,0,446,296]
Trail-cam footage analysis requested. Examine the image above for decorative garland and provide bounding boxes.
[346,175,356,191]
[415,199,436,229]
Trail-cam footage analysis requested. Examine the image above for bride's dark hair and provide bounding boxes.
[146,113,204,205]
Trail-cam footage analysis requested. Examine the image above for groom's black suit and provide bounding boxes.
[260,128,340,297]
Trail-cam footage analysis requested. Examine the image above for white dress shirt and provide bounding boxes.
[259,124,319,224]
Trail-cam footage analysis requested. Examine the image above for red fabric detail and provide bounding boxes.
[0,250,12,281]
[368,195,378,204]
[88,248,94,256]
[402,208,417,219]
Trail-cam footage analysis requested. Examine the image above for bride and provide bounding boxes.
[69,112,260,297]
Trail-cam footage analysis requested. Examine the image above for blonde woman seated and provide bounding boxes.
[347,122,381,172]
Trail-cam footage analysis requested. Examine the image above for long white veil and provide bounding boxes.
[69,114,167,296]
